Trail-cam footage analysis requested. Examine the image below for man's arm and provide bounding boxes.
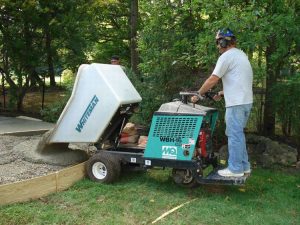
[198,74,220,95]
[191,74,220,103]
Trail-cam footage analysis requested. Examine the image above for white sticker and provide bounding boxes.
[182,144,191,149]
[189,138,195,145]
[131,158,137,163]
[145,160,151,166]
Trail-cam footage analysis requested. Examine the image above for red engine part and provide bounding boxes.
[198,129,210,157]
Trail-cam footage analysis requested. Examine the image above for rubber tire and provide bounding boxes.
[86,152,121,183]
[172,168,199,188]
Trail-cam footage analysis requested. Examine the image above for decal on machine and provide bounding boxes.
[182,144,191,149]
[161,146,177,159]
[188,138,195,145]
[145,160,151,166]
[75,95,99,132]
[131,158,137,163]
[159,137,182,143]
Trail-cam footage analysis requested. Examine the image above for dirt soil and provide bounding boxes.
[0,135,65,185]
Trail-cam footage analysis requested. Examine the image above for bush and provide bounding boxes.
[40,69,76,122]
[40,97,69,123]
[61,69,75,89]
[7,88,18,110]
[273,74,300,139]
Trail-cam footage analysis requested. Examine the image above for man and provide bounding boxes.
[111,55,120,65]
[192,28,253,177]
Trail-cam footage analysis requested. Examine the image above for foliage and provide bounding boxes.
[40,98,68,123]
[125,68,150,126]
[6,87,17,110]
[40,70,74,122]
[61,69,75,88]
[138,0,205,124]
[0,168,299,225]
[138,0,300,137]
[1,0,300,141]
[89,1,131,66]
[0,0,125,110]
[273,74,300,139]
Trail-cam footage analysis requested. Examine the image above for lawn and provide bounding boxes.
[0,168,299,225]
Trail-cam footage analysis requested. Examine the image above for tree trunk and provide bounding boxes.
[16,75,30,111]
[30,70,43,87]
[17,92,25,111]
[130,0,139,75]
[16,21,33,111]
[263,42,276,136]
[45,24,56,87]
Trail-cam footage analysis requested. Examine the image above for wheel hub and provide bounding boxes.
[92,162,107,180]
[182,170,193,184]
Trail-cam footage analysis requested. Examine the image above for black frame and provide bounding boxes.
[100,148,248,185]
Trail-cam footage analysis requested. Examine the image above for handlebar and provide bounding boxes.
[204,91,218,100]
[179,91,201,104]
[179,91,217,104]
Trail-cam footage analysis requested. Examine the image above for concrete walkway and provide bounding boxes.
[0,116,54,135]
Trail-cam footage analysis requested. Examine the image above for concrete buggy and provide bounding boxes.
[45,64,249,187]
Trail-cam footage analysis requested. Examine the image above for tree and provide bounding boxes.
[207,0,300,136]
[137,0,206,123]
[90,1,130,66]
[0,0,43,110]
[130,0,139,75]
[137,0,300,136]
[0,0,105,110]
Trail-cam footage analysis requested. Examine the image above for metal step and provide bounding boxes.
[197,170,248,185]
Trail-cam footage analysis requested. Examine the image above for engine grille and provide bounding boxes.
[152,116,198,138]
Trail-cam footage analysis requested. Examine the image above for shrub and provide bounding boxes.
[41,69,75,122]
[273,74,300,139]
[40,96,69,123]
[61,69,75,89]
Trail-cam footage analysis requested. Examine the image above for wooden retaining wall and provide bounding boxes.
[0,162,86,206]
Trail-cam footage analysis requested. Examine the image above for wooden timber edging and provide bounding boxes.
[1,129,49,136]
[0,161,86,206]
[0,129,49,137]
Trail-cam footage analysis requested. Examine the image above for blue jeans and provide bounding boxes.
[225,104,252,173]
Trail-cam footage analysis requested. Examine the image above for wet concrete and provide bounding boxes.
[0,117,88,166]
[0,116,54,135]
[14,139,88,166]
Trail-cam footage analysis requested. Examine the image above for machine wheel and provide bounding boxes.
[86,152,121,183]
[172,169,199,188]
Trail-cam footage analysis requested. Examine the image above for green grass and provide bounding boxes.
[0,168,299,225]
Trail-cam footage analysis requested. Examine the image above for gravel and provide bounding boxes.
[0,135,65,185]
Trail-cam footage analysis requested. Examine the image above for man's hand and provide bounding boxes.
[191,95,200,103]
[213,91,224,101]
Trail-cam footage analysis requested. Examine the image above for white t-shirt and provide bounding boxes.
[212,48,253,107]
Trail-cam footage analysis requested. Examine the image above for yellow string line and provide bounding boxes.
[151,198,197,224]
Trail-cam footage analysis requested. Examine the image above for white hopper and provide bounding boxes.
[49,63,142,143]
